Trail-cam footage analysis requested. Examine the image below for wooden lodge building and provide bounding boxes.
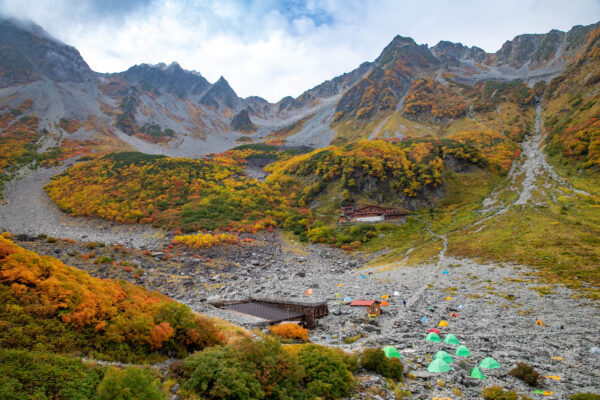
[210,297,328,329]
[339,205,407,224]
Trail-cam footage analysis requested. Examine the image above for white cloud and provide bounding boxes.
[1,0,599,101]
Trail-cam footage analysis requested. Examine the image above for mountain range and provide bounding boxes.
[1,16,598,157]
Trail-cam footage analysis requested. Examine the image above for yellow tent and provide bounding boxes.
[445,296,452,301]
[438,320,449,327]
[381,294,389,299]
[535,319,546,327]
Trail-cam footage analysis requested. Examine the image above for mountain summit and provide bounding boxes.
[0,18,93,87]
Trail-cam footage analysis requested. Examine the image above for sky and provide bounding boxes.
[1,0,599,102]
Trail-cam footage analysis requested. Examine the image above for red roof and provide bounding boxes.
[350,300,377,306]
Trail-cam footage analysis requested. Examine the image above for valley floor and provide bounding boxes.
[1,103,600,398]
[12,230,600,399]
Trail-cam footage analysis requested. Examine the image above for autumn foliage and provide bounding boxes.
[0,99,40,176]
[174,232,240,248]
[45,151,308,234]
[0,236,224,361]
[544,28,600,170]
[269,323,309,342]
[403,78,468,119]
[267,138,483,202]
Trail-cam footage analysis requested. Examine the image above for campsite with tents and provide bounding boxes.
[14,226,600,398]
[189,234,600,399]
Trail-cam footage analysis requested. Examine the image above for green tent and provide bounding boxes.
[383,346,402,359]
[456,345,471,357]
[434,350,453,364]
[470,367,486,380]
[425,332,441,342]
[479,357,501,369]
[427,358,452,373]
[443,334,460,345]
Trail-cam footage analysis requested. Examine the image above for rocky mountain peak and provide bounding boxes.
[122,62,210,98]
[430,40,487,65]
[0,17,93,87]
[199,75,240,109]
[374,34,438,70]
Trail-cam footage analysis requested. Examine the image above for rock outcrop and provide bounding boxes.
[230,109,257,132]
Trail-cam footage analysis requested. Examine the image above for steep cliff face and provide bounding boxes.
[0,18,93,87]
[332,22,599,130]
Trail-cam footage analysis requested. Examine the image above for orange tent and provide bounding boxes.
[450,313,459,318]
[381,300,390,306]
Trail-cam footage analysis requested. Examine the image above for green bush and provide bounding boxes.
[94,256,115,264]
[360,348,403,381]
[509,362,542,386]
[184,339,306,400]
[184,346,264,400]
[0,349,104,400]
[570,394,600,400]
[236,339,305,399]
[297,344,355,399]
[96,366,166,400]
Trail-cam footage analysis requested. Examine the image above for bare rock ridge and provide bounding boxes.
[121,62,211,98]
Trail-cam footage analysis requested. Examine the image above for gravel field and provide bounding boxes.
[0,163,167,249]
[18,232,600,399]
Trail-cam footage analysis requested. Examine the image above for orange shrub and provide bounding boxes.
[269,323,309,342]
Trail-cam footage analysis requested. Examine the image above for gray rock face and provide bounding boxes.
[121,62,210,98]
[230,109,257,132]
[430,41,487,65]
[200,76,240,110]
[0,18,93,87]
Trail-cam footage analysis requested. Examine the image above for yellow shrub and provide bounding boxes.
[174,233,240,249]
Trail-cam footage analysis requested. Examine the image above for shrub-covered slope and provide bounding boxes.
[0,234,223,362]
[45,139,491,236]
[544,26,600,170]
